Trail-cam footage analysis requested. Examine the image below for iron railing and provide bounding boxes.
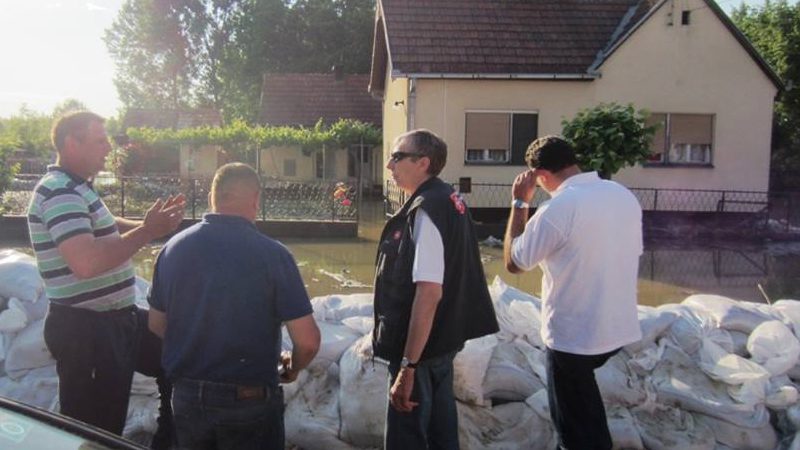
[3,174,358,222]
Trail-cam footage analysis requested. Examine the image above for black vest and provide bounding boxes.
[372,177,499,362]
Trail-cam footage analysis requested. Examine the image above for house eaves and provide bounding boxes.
[395,72,598,81]
[592,0,783,91]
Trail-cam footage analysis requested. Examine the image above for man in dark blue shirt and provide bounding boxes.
[148,163,320,450]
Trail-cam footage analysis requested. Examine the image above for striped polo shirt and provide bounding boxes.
[27,166,136,311]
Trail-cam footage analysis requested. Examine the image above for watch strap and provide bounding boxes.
[512,198,530,209]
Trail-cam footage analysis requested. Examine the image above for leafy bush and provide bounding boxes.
[0,137,21,214]
[561,103,657,179]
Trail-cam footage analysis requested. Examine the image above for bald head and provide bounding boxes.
[210,163,261,220]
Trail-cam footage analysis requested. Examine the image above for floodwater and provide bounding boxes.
[7,201,800,305]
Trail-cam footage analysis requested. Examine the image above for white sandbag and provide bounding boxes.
[340,316,373,336]
[682,294,779,334]
[730,330,750,357]
[123,393,161,446]
[0,297,28,333]
[482,341,545,402]
[453,334,497,406]
[285,366,354,450]
[596,352,646,407]
[607,406,644,450]
[23,291,49,323]
[0,250,43,303]
[632,406,715,450]
[695,413,778,450]
[0,365,59,411]
[698,338,770,386]
[489,276,542,347]
[765,375,799,410]
[284,322,360,375]
[652,346,770,428]
[134,276,151,309]
[772,299,800,336]
[669,312,733,356]
[458,400,556,450]
[310,293,373,323]
[339,334,389,448]
[628,340,666,375]
[624,305,680,354]
[747,320,800,377]
[525,389,550,421]
[5,319,54,380]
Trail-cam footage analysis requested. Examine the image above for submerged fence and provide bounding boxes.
[4,174,358,222]
[385,180,800,232]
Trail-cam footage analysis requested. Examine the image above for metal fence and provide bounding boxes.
[384,180,800,232]
[3,173,358,222]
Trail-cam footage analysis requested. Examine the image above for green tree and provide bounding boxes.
[732,1,800,178]
[104,0,195,109]
[52,98,89,119]
[104,0,375,123]
[0,106,52,157]
[0,136,21,214]
[561,103,657,179]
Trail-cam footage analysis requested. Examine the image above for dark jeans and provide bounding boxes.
[546,347,620,450]
[135,307,174,450]
[172,378,285,450]
[385,350,460,450]
[44,303,138,435]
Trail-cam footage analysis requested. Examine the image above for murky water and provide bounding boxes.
[6,201,800,305]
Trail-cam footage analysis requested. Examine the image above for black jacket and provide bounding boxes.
[372,177,499,362]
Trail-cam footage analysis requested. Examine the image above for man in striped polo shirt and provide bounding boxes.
[27,111,185,435]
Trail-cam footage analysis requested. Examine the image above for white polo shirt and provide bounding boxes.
[511,172,643,354]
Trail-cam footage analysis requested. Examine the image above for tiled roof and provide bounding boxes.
[380,0,641,76]
[121,108,223,130]
[370,0,782,95]
[260,73,382,127]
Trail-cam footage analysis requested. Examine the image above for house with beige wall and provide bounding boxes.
[369,0,782,208]
[260,72,383,189]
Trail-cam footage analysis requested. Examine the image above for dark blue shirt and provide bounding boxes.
[148,213,312,386]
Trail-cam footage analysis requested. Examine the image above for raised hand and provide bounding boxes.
[143,194,186,239]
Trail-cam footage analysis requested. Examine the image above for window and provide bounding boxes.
[465,112,538,165]
[646,113,714,166]
[283,158,296,177]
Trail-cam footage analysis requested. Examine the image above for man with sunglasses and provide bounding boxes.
[374,129,498,449]
[503,136,643,450]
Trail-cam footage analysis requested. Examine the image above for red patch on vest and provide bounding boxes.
[450,192,466,215]
[393,230,402,240]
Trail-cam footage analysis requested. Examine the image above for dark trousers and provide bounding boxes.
[172,378,285,450]
[385,350,460,450]
[546,347,620,450]
[135,307,174,450]
[44,303,138,435]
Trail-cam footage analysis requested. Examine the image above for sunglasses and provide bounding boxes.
[388,151,425,163]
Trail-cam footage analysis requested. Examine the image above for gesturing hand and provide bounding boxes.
[143,194,186,239]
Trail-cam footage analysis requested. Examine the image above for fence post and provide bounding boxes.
[331,183,337,222]
[191,179,197,220]
[120,177,126,218]
[652,189,658,211]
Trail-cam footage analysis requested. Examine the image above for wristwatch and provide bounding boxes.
[400,357,418,369]
[512,198,529,209]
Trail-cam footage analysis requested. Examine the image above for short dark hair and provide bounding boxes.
[525,135,578,172]
[211,163,261,206]
[394,129,447,176]
[51,111,105,152]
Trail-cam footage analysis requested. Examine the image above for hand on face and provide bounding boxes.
[142,194,186,239]
[512,169,539,203]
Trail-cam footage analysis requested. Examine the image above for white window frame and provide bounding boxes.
[646,113,715,167]
[464,110,538,165]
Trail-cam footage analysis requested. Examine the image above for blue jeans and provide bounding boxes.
[385,350,460,450]
[172,378,284,450]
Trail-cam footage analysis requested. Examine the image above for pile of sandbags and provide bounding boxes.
[283,278,800,450]
[3,246,800,449]
[0,249,161,445]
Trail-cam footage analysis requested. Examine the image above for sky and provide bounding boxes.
[0,0,793,119]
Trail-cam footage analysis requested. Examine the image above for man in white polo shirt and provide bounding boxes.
[503,135,643,450]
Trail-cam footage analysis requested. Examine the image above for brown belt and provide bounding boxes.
[236,385,266,400]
